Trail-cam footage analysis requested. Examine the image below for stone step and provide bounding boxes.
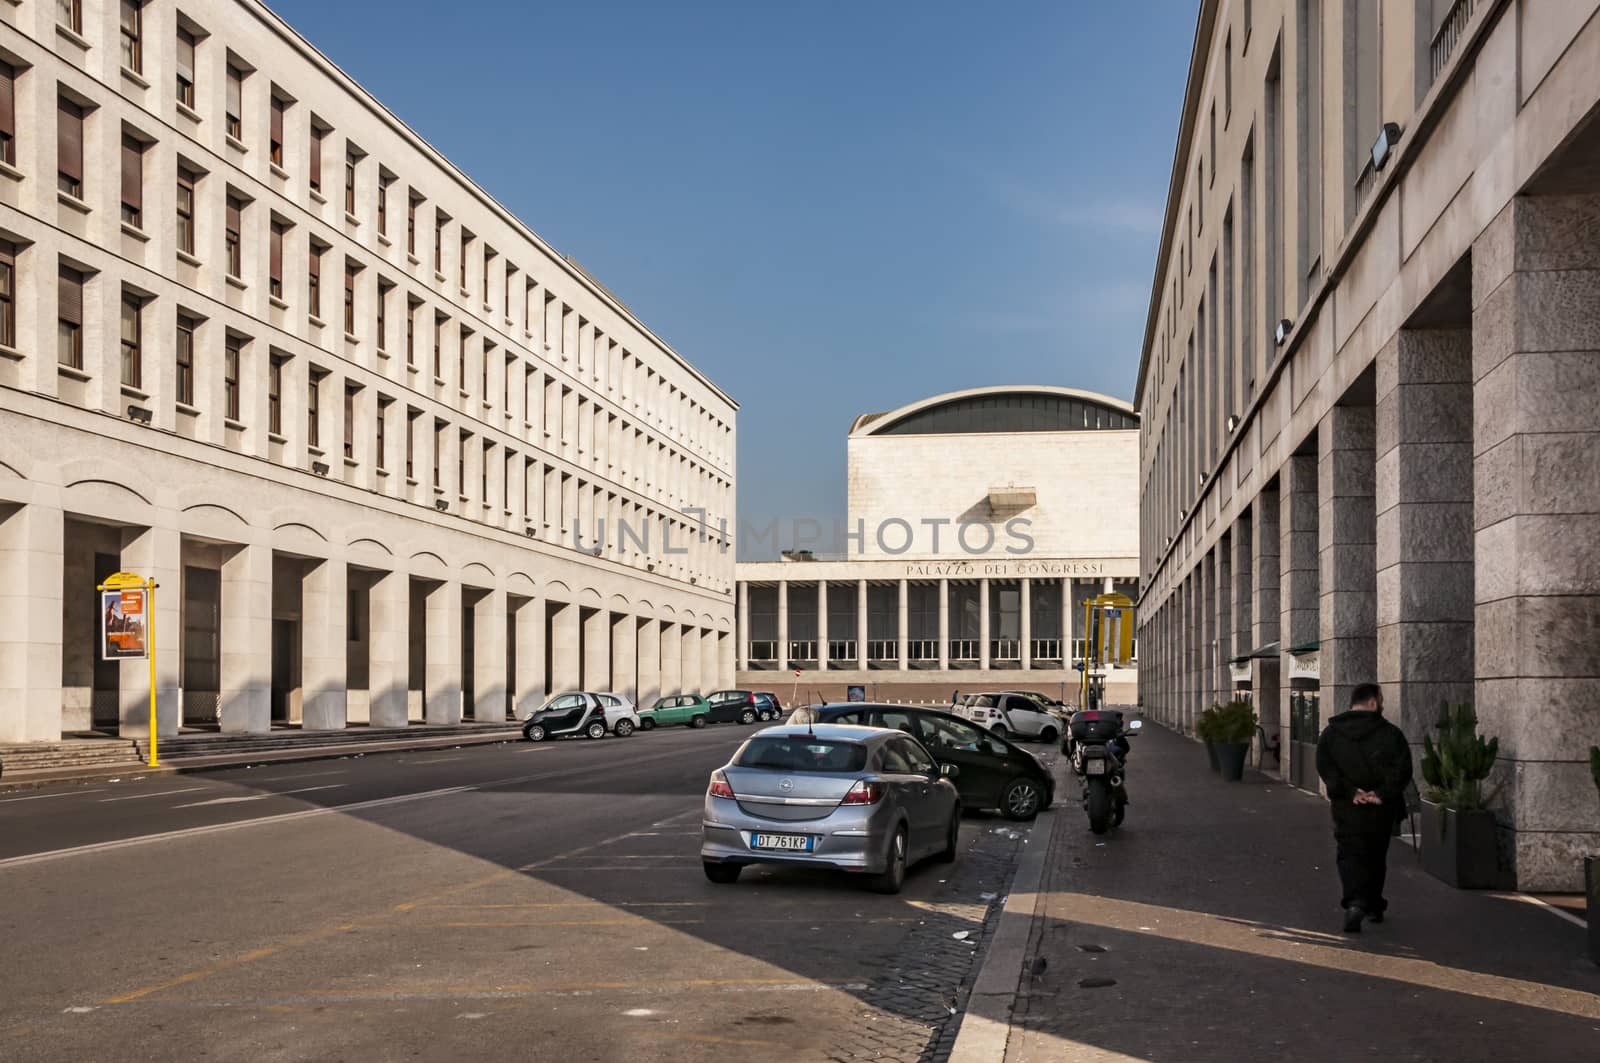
[0,742,142,772]
[130,724,518,761]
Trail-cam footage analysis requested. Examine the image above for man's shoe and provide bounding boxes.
[1367,910,1385,924]
[1342,906,1365,933]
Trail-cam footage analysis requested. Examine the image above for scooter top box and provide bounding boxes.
[1069,710,1125,742]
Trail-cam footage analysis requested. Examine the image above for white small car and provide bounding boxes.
[955,692,1063,743]
[593,692,643,737]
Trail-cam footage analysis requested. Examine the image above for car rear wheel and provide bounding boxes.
[690,715,708,729]
[739,709,757,725]
[703,861,741,884]
[991,724,1009,740]
[1039,726,1059,744]
[935,809,961,863]
[613,718,636,737]
[586,720,607,740]
[1001,778,1042,821]
[639,718,656,731]
[868,827,908,894]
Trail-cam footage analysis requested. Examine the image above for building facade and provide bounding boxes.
[0,0,737,743]
[737,386,1140,706]
[1136,0,1600,888]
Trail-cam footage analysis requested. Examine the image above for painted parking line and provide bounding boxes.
[99,788,208,802]
[173,785,344,809]
[0,789,106,804]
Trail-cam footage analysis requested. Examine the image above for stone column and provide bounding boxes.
[776,580,789,671]
[937,577,950,669]
[736,581,749,670]
[219,539,272,734]
[816,579,829,671]
[1019,578,1032,670]
[1215,540,1232,706]
[856,579,869,669]
[660,622,682,695]
[512,595,546,717]
[1060,576,1072,669]
[368,567,410,728]
[1318,405,1377,726]
[1198,553,1214,715]
[548,599,579,693]
[583,607,610,692]
[1280,454,1319,748]
[424,578,463,724]
[1252,490,1283,773]
[473,588,508,722]
[978,579,991,670]
[701,627,717,692]
[611,611,637,701]
[0,503,64,742]
[300,557,349,731]
[718,629,735,689]
[119,521,181,738]
[1472,194,1600,889]
[637,618,661,706]
[896,578,909,670]
[1375,329,1475,751]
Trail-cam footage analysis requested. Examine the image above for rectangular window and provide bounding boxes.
[0,244,13,349]
[307,373,321,449]
[308,245,322,318]
[377,178,388,235]
[269,220,284,297]
[308,125,324,192]
[120,1,143,73]
[120,293,142,389]
[458,233,468,290]
[1223,30,1233,119]
[121,134,144,228]
[0,63,14,166]
[176,28,196,109]
[375,283,388,351]
[1265,50,1284,359]
[406,301,416,366]
[344,150,356,214]
[433,315,443,377]
[343,261,356,334]
[176,316,195,406]
[434,215,444,270]
[343,386,355,460]
[176,170,196,254]
[269,95,285,166]
[225,196,243,278]
[57,98,84,199]
[483,250,493,304]
[58,266,83,368]
[407,194,418,255]
[1241,135,1256,394]
[1298,0,1323,299]
[223,68,243,143]
[376,401,387,471]
[58,0,82,34]
[458,431,467,495]
[433,421,443,488]
[405,411,415,479]
[224,335,241,421]
[268,355,283,434]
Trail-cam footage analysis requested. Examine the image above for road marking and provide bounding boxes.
[244,769,347,783]
[99,788,208,802]
[0,789,107,804]
[407,756,465,765]
[173,785,343,808]
[1493,891,1589,929]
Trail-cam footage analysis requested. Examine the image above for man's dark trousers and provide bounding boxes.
[1335,828,1392,914]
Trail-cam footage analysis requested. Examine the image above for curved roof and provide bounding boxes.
[849,385,1138,437]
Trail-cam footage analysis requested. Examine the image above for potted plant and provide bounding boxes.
[1197,706,1222,773]
[1587,746,1599,965]
[1419,702,1502,889]
[1213,700,1257,782]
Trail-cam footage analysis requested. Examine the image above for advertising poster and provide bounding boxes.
[846,685,866,702]
[101,587,148,661]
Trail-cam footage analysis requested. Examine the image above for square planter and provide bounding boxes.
[1420,800,1501,889]
[1216,741,1249,782]
[1587,856,1600,966]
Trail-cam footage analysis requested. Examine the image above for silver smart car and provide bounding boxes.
[700,724,962,894]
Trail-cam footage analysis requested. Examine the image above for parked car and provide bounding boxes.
[1003,689,1067,713]
[955,692,1063,743]
[522,692,613,742]
[638,693,714,729]
[753,691,783,722]
[704,689,762,725]
[787,703,1054,820]
[593,692,643,736]
[701,723,962,893]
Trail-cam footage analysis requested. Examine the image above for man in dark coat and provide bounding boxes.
[1315,683,1413,933]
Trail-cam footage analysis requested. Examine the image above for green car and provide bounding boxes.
[639,693,714,730]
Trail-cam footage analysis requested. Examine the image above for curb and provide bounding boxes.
[0,729,522,792]
[948,788,1062,1063]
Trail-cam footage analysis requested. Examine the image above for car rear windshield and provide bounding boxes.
[734,737,868,773]
[965,694,1000,708]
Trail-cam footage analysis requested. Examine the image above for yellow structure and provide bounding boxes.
[96,572,160,767]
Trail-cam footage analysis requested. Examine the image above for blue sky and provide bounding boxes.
[267,0,1197,557]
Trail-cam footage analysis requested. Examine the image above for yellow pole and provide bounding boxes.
[146,577,159,767]
[1080,599,1092,710]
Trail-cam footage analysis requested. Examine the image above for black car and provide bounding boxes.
[522,692,609,742]
[753,691,783,722]
[786,703,1054,821]
[703,689,761,725]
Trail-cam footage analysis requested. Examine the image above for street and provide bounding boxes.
[0,725,1033,1062]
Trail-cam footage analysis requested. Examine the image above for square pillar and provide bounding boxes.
[368,567,410,728]
[816,579,829,671]
[1215,540,1232,705]
[301,557,349,730]
[119,522,181,738]
[473,588,508,722]
[718,630,735,689]
[425,578,463,724]
[0,503,64,741]
[680,624,701,694]
[549,599,579,693]
[700,627,717,692]
[1317,405,1377,724]
[637,618,661,706]
[1280,455,1319,747]
[1251,490,1283,772]
[937,577,950,669]
[1019,578,1032,670]
[219,539,272,734]
[660,622,682,695]
[736,582,749,670]
[1060,576,1072,667]
[978,578,991,669]
[896,578,909,671]
[611,611,637,701]
[512,595,547,717]
[855,579,868,669]
[582,607,610,692]
[776,580,789,670]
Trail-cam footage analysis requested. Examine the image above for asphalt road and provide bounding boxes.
[0,722,1034,1062]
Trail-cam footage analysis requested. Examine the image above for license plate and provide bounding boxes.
[1085,759,1108,775]
[751,833,813,851]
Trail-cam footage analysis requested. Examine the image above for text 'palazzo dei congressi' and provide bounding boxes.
[0,0,737,743]
[736,385,1141,707]
[1136,0,1600,889]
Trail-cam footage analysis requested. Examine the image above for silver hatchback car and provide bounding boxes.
[701,724,962,894]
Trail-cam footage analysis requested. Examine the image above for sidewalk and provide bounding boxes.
[970,723,1598,1062]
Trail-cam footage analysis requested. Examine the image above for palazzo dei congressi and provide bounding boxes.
[0,0,737,743]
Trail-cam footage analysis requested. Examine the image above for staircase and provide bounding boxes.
[0,739,142,775]
[130,722,519,763]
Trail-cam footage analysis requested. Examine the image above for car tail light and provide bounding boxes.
[1082,711,1101,721]
[840,780,883,806]
[748,693,757,704]
[708,770,735,800]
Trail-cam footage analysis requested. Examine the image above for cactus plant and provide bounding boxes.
[1420,701,1500,812]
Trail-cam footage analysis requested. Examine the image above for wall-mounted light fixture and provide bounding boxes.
[1371,122,1402,172]
[126,404,152,424]
[1274,319,1294,347]
[434,499,449,512]
[311,460,330,476]
[1226,414,1240,433]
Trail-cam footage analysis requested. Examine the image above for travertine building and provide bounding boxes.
[0,0,737,742]
[737,385,1140,706]
[1137,0,1600,888]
